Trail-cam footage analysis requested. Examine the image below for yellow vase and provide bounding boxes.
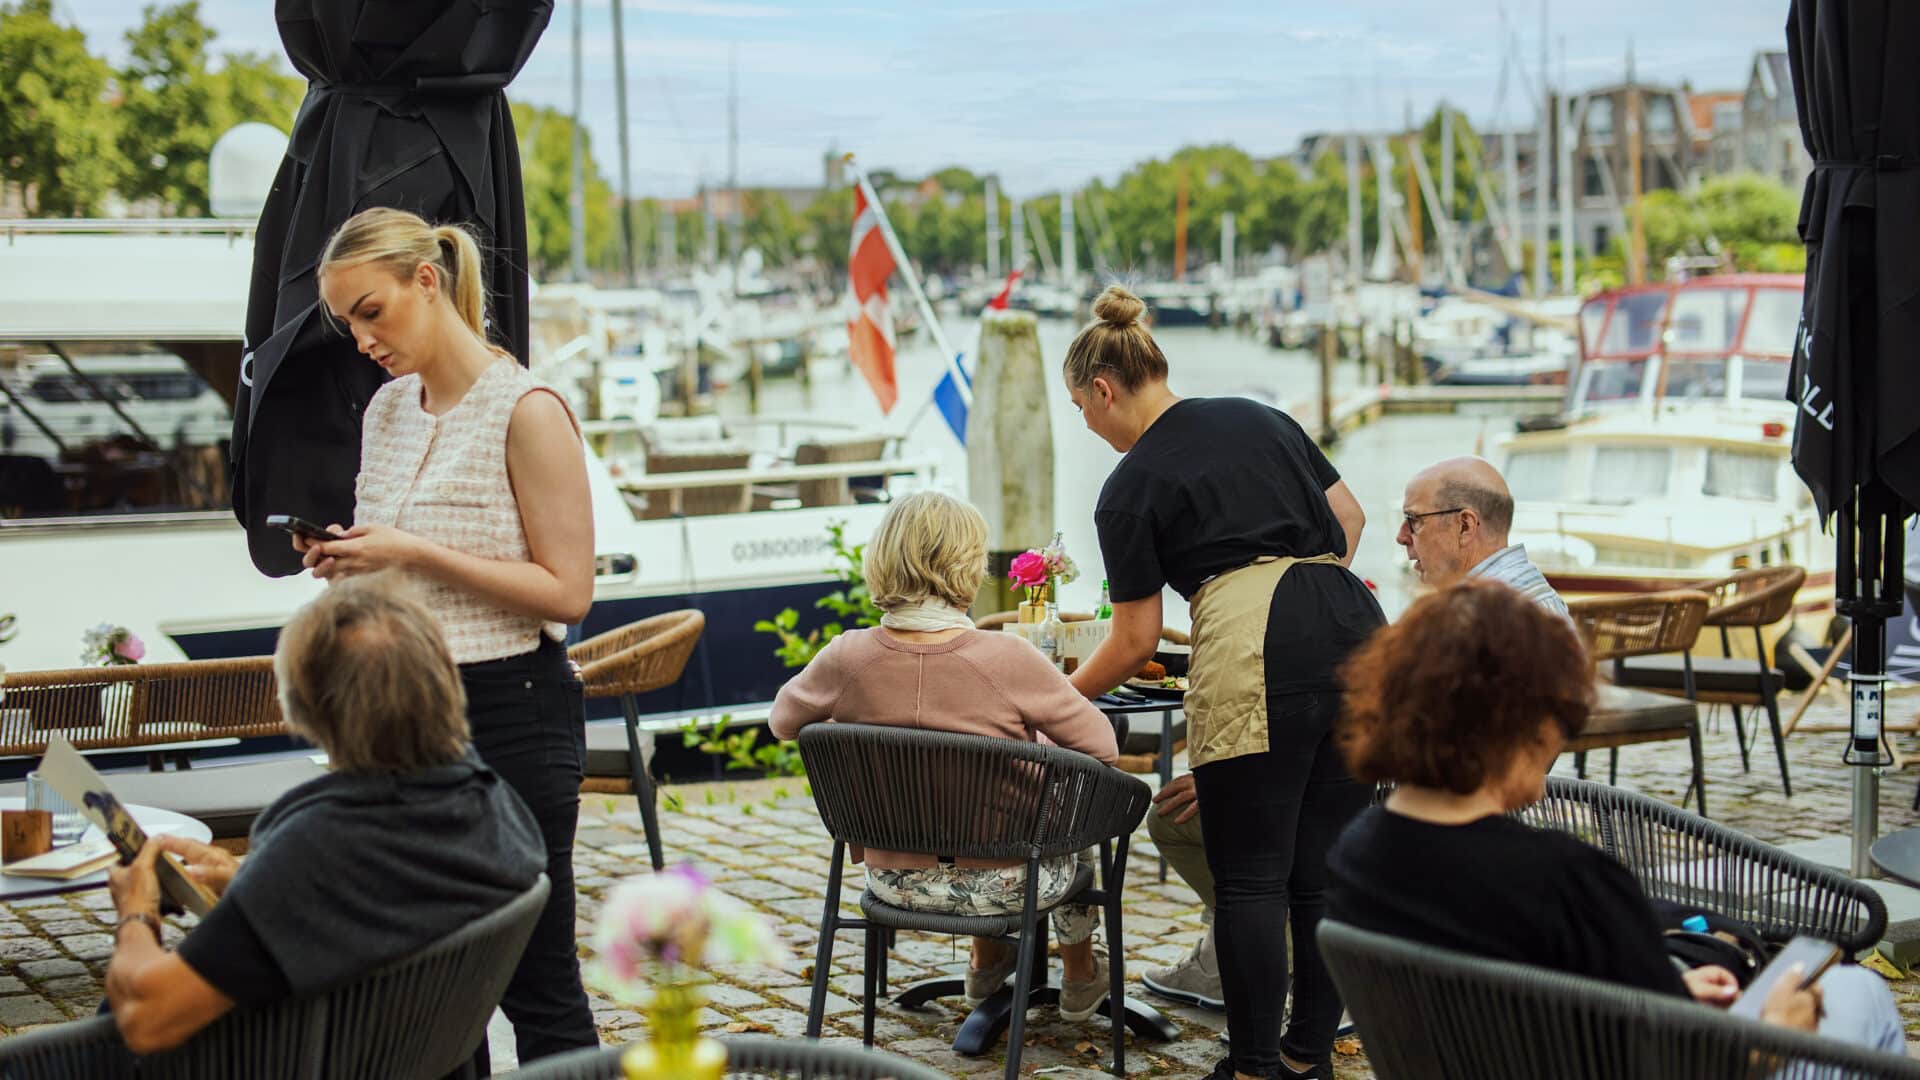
[622,981,724,1080]
[1018,600,1046,623]
[620,1037,725,1080]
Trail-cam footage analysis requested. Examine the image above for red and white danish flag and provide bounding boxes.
[846,183,899,413]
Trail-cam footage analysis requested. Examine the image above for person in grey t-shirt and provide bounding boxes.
[1398,456,1569,617]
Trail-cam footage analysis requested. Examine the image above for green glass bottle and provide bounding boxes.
[1095,580,1113,620]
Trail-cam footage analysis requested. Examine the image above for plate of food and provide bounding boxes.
[1124,662,1188,698]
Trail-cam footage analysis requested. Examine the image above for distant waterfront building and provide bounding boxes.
[1742,50,1812,190]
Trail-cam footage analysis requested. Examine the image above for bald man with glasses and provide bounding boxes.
[1397,456,1568,617]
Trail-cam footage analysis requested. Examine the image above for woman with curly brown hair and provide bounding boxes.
[1325,579,1905,1054]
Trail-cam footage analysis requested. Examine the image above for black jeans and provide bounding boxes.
[1192,691,1369,1077]
[462,636,597,1065]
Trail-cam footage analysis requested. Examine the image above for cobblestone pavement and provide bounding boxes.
[3,695,1920,1077]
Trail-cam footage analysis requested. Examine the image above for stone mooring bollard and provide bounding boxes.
[967,309,1056,617]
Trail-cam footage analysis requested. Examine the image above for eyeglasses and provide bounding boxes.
[1402,507,1466,534]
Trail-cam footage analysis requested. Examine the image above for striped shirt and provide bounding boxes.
[1468,544,1570,618]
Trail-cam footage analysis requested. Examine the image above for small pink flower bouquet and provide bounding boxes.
[1006,532,1079,606]
[595,865,784,987]
[80,624,144,667]
[594,865,785,1076]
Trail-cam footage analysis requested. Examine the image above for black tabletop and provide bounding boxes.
[1870,828,1920,888]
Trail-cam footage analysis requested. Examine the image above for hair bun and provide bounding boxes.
[1092,285,1145,328]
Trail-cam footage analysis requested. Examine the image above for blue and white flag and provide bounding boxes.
[933,352,972,446]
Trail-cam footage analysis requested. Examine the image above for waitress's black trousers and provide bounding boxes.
[1192,691,1368,1077]
[462,636,599,1065]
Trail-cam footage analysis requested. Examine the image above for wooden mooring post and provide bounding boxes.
[968,310,1056,616]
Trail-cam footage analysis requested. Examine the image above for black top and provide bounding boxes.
[1327,806,1689,998]
[174,748,545,1001]
[1095,397,1381,694]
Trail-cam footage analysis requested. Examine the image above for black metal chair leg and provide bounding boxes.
[1575,750,1588,779]
[862,928,879,1046]
[1729,704,1753,772]
[807,843,846,1038]
[1757,626,1792,797]
[1003,922,1041,1080]
[1157,709,1174,883]
[1608,748,1619,786]
[621,695,664,871]
[1683,653,1706,816]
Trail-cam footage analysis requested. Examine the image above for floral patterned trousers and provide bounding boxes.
[867,851,1100,945]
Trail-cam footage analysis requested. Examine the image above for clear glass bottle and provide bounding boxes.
[1095,579,1113,620]
[1038,601,1067,672]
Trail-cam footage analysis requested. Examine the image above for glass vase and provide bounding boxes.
[622,982,725,1080]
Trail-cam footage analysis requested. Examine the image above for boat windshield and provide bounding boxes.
[1592,446,1672,503]
[0,341,234,522]
[1596,291,1670,355]
[1506,448,1569,502]
[1663,358,1730,402]
[1665,287,1745,354]
[1739,358,1791,401]
[1578,359,1649,404]
[1742,288,1801,356]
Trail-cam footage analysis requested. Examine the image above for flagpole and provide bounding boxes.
[846,157,971,415]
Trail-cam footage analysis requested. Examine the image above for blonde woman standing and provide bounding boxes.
[1065,286,1383,1080]
[296,207,597,1062]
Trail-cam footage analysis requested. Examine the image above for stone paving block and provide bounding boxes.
[18,959,85,981]
[0,939,59,964]
[0,995,66,1027]
[702,982,767,1009]
[771,984,855,1015]
[58,934,114,962]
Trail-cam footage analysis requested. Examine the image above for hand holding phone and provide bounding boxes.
[1730,935,1841,1023]
[266,514,338,543]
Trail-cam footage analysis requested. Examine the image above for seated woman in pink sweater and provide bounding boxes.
[770,491,1120,1020]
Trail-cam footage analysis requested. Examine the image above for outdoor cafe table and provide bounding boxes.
[0,799,211,900]
[1094,693,1184,882]
[1870,828,1920,889]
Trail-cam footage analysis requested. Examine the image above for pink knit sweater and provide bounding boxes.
[769,627,1119,869]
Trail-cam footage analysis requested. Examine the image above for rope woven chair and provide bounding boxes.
[498,1034,947,1079]
[0,656,282,758]
[571,611,706,872]
[1521,777,1885,952]
[0,875,549,1080]
[1565,590,1712,813]
[1620,566,1806,797]
[796,724,1173,1079]
[1319,919,1920,1080]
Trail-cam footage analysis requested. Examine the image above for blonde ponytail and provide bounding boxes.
[432,224,489,342]
[320,207,503,354]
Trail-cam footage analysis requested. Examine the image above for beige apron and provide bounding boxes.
[1183,553,1345,768]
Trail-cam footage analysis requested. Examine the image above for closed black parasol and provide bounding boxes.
[231,1,552,575]
[1787,0,1920,870]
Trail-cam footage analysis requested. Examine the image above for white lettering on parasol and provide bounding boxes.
[1799,373,1835,431]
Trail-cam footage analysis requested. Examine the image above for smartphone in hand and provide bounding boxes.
[1729,935,1842,1020]
[266,514,337,542]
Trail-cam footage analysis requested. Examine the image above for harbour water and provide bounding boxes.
[712,319,1497,623]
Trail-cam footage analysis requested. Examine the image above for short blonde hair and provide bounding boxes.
[863,491,989,611]
[274,572,469,773]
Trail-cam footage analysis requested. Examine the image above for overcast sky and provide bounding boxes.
[59,1,1791,198]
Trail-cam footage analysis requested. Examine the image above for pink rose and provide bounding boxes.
[1006,551,1048,589]
[113,632,145,663]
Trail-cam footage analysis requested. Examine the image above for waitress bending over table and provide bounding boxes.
[1065,286,1383,1080]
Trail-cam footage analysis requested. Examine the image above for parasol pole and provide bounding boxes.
[1843,483,1905,876]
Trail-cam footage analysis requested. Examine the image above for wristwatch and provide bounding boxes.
[116,910,163,944]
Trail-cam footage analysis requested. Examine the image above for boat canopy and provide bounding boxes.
[1569,275,1801,415]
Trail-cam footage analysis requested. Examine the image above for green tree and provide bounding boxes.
[509,100,614,280]
[740,188,798,265]
[803,186,853,281]
[117,2,301,216]
[1635,172,1803,277]
[0,0,120,215]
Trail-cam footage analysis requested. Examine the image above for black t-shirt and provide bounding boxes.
[1094,397,1381,693]
[176,899,294,1003]
[1326,806,1689,998]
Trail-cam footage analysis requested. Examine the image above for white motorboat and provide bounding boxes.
[0,219,929,716]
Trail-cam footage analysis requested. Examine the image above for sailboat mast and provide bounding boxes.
[609,0,637,285]
[1060,191,1077,283]
[1173,166,1188,282]
[568,0,586,282]
[1345,133,1363,289]
[985,177,1001,280]
[1627,41,1645,284]
[1558,36,1575,294]
[1533,0,1549,297]
[727,46,740,297]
